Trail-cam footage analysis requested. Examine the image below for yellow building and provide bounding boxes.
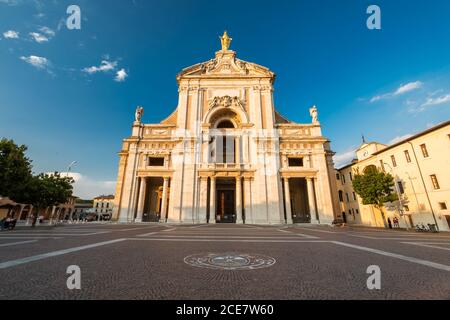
[93,195,115,218]
[336,120,450,231]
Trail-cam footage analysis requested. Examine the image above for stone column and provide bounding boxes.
[243,177,253,224]
[135,177,147,222]
[209,176,216,223]
[14,205,23,220]
[25,205,34,225]
[283,178,293,224]
[235,136,240,166]
[160,177,169,222]
[198,177,208,223]
[235,177,243,224]
[313,177,321,223]
[307,178,318,223]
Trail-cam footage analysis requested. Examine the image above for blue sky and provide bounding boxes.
[1,0,449,198]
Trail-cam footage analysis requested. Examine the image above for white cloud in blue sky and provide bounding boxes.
[370,81,423,102]
[3,30,19,38]
[20,55,49,69]
[55,173,116,199]
[0,0,22,6]
[83,60,118,74]
[82,59,128,82]
[421,93,450,108]
[29,31,48,43]
[115,69,128,82]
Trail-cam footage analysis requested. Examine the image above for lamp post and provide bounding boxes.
[383,162,408,230]
[67,161,77,177]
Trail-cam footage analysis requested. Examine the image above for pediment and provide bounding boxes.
[178,50,274,79]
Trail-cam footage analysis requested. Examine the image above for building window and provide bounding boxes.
[404,150,411,163]
[438,202,447,210]
[391,155,397,167]
[349,172,353,181]
[288,158,303,167]
[342,174,346,184]
[352,192,356,201]
[430,174,440,190]
[420,144,429,158]
[338,191,344,202]
[379,160,385,172]
[346,193,349,203]
[336,173,340,180]
[149,157,165,166]
[355,209,359,214]
[404,205,409,211]
[397,181,404,194]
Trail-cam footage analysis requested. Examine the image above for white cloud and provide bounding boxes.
[29,31,49,43]
[20,55,50,69]
[333,148,357,168]
[59,172,116,200]
[394,81,423,95]
[39,26,55,37]
[0,0,22,5]
[370,81,423,103]
[115,68,128,82]
[388,134,413,145]
[3,30,19,39]
[421,93,450,108]
[83,60,118,74]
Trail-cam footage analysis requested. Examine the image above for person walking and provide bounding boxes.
[393,216,399,228]
[387,217,393,229]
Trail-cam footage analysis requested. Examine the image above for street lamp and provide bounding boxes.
[383,162,408,230]
[67,161,78,177]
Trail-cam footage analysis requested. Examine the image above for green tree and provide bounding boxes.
[27,173,74,225]
[0,138,33,201]
[352,166,398,228]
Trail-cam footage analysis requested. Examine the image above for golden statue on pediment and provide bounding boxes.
[220,31,232,51]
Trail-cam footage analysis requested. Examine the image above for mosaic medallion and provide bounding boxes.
[184,252,276,270]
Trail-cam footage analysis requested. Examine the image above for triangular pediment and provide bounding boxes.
[177,50,274,80]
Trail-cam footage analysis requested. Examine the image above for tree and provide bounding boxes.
[0,138,33,201]
[27,173,74,225]
[352,166,397,228]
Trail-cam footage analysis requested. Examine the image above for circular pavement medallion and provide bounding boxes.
[184,252,276,270]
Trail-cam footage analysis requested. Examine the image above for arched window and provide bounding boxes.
[363,165,377,174]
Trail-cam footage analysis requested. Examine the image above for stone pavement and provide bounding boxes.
[0,223,449,299]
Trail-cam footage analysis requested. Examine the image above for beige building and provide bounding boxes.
[112,32,339,225]
[336,121,450,231]
[93,195,115,216]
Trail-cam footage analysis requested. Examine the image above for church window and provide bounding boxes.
[288,158,303,167]
[149,157,165,166]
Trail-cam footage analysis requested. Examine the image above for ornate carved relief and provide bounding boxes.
[208,95,245,110]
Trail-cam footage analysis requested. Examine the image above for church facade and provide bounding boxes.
[112,33,339,224]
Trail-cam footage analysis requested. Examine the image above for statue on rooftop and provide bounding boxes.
[135,106,144,123]
[220,31,232,51]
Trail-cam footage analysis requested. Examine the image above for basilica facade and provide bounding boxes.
[112,32,339,225]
